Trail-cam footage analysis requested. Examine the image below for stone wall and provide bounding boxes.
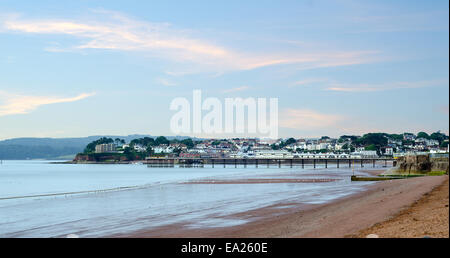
[394,154,449,174]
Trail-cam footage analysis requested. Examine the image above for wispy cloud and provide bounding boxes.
[326,79,447,92]
[156,78,177,87]
[221,86,250,93]
[0,91,95,117]
[279,108,343,130]
[290,78,329,87]
[0,10,379,73]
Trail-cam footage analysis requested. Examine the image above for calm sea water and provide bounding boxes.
[0,160,375,237]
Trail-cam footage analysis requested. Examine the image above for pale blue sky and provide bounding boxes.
[0,0,448,139]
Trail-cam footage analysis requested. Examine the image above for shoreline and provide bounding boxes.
[50,160,146,164]
[117,169,448,238]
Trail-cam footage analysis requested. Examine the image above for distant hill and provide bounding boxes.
[0,135,198,160]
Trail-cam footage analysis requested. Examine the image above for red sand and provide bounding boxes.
[352,176,449,238]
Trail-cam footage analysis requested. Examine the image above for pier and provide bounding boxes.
[144,157,394,168]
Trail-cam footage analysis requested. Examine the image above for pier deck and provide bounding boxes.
[144,157,394,168]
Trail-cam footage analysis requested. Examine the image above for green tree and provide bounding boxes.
[417,132,430,139]
[365,144,376,151]
[180,138,194,149]
[339,135,359,142]
[285,138,296,145]
[387,134,403,141]
[430,131,448,144]
[357,133,387,151]
[155,136,169,145]
[123,147,135,160]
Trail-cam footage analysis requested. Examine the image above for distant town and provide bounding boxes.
[74,132,450,162]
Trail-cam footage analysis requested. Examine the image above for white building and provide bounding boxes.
[133,144,147,152]
[384,147,394,156]
[352,150,378,158]
[334,143,347,151]
[254,150,294,159]
[153,145,174,154]
[355,147,365,152]
[403,133,416,141]
[95,143,116,153]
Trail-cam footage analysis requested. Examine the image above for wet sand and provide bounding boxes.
[183,178,339,184]
[120,169,448,238]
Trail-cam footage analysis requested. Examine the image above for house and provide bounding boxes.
[133,144,147,152]
[403,133,416,141]
[319,143,328,150]
[384,147,394,156]
[355,147,365,152]
[388,138,402,146]
[153,145,174,154]
[426,139,439,146]
[334,143,346,151]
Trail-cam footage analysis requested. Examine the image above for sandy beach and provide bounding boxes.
[352,176,449,238]
[121,170,449,238]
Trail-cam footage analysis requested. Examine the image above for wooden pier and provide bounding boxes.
[144,157,394,168]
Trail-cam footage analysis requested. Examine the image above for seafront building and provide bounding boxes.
[87,132,447,160]
[95,143,116,153]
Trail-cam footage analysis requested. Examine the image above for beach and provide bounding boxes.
[353,175,449,238]
[1,161,448,238]
[121,170,449,238]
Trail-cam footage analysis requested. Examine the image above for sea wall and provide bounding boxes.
[393,154,449,175]
[73,153,131,163]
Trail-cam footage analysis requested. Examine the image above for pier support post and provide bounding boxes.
[314,159,316,168]
[212,159,214,168]
[337,159,339,168]
[223,159,226,168]
[373,159,375,168]
[256,159,258,168]
[290,159,293,168]
[302,159,304,169]
[325,159,327,168]
[278,159,281,168]
[361,159,364,167]
[267,159,270,168]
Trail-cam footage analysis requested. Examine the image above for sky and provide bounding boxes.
[0,0,448,140]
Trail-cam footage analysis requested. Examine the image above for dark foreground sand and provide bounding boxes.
[120,171,448,238]
[352,176,449,238]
